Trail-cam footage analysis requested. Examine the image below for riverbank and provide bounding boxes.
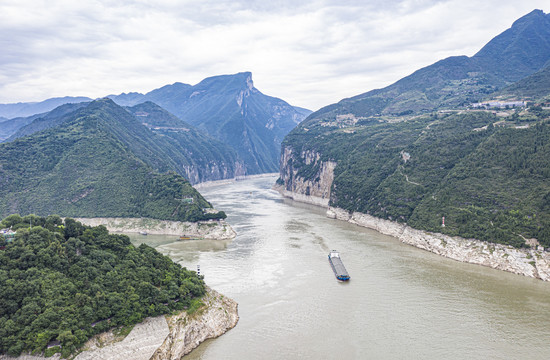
[151,287,239,359]
[0,288,238,360]
[74,217,236,240]
[193,173,278,190]
[274,185,550,282]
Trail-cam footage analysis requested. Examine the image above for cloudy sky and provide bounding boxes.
[1,0,549,111]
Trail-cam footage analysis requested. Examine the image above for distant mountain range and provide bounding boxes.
[0,99,226,220]
[279,9,550,250]
[0,72,311,175]
[0,96,92,119]
[109,72,310,174]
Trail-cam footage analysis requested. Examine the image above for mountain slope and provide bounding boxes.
[5,102,90,142]
[305,10,550,121]
[0,73,309,175]
[0,99,224,221]
[496,64,550,100]
[126,101,245,183]
[279,10,550,249]
[473,9,550,82]
[111,72,310,174]
[4,100,245,184]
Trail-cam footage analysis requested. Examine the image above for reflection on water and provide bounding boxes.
[128,176,550,360]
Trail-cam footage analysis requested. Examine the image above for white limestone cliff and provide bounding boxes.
[278,144,550,281]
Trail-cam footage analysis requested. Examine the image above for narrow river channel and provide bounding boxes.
[129,176,550,359]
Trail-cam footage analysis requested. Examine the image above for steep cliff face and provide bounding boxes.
[126,101,246,185]
[277,145,336,207]
[278,145,550,281]
[151,287,239,360]
[182,160,246,185]
[112,72,310,175]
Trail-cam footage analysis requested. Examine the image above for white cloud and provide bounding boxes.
[0,0,549,110]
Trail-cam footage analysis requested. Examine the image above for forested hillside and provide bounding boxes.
[2,100,244,184]
[280,10,550,249]
[0,215,205,357]
[305,10,550,121]
[0,99,225,221]
[282,108,550,248]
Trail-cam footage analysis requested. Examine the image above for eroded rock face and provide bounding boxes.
[327,207,550,281]
[74,217,236,240]
[2,289,238,360]
[74,317,169,360]
[151,287,239,360]
[277,146,336,207]
[183,161,246,185]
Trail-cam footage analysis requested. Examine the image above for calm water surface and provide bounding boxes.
[129,176,550,359]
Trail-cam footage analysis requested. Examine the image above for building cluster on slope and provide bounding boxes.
[471,100,526,109]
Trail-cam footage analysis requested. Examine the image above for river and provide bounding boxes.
[129,176,550,359]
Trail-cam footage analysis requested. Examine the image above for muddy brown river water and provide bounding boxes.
[129,176,550,360]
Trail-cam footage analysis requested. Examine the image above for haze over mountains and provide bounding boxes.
[279,9,550,249]
[109,72,308,174]
[307,9,550,121]
[0,96,92,119]
[0,72,310,176]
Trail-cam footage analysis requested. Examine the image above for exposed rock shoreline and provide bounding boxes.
[74,217,236,240]
[151,287,239,359]
[193,172,279,189]
[275,185,550,282]
[0,288,238,360]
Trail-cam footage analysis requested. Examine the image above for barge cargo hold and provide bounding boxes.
[328,250,350,281]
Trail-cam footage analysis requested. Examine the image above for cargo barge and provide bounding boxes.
[328,250,350,281]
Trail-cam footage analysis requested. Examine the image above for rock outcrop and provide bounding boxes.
[74,217,236,240]
[1,288,238,360]
[278,143,550,281]
[182,161,246,186]
[74,317,169,360]
[151,287,239,360]
[327,207,550,281]
[277,146,336,207]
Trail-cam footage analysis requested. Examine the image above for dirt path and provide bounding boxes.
[398,165,422,186]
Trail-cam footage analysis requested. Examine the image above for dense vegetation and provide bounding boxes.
[283,109,550,248]
[280,10,550,249]
[497,64,550,101]
[0,215,205,357]
[0,99,225,221]
[3,99,244,185]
